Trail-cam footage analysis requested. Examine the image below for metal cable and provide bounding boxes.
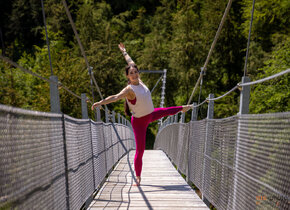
[0,104,135,210]
[192,99,207,109]
[155,113,290,210]
[62,0,110,113]
[207,85,238,101]
[60,86,82,100]
[197,77,203,105]
[0,55,51,82]
[187,0,233,105]
[187,75,202,105]
[4,2,94,104]
[61,0,89,69]
[243,0,256,76]
[91,75,105,101]
[197,69,205,118]
[41,0,53,76]
[151,74,163,93]
[239,68,290,87]
[203,0,233,73]
[189,68,289,107]
[0,55,82,100]
[190,86,238,109]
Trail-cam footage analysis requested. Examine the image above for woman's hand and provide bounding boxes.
[118,42,126,53]
[91,101,101,110]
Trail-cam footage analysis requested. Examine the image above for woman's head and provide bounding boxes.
[124,64,139,117]
[125,64,139,84]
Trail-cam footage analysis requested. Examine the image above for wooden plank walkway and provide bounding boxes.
[88,150,208,210]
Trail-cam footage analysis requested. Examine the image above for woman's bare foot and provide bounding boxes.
[134,176,141,186]
[182,105,192,113]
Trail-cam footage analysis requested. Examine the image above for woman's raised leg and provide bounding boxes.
[150,106,193,122]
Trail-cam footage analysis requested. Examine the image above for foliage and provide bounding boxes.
[249,37,290,113]
[0,0,289,147]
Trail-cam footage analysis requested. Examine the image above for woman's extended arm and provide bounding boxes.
[91,87,131,110]
[118,43,135,65]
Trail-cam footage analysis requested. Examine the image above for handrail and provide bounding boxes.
[188,68,290,107]
[187,0,233,105]
[0,55,82,100]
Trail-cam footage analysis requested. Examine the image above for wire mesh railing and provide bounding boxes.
[154,112,290,210]
[0,104,135,210]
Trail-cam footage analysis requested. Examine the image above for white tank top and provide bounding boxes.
[126,80,154,118]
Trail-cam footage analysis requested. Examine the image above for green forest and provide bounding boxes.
[0,0,289,147]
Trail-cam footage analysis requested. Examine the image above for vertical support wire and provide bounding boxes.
[197,68,205,119]
[102,125,108,174]
[61,114,70,210]
[41,0,53,76]
[89,121,96,190]
[243,0,256,76]
[186,122,191,183]
[88,67,96,120]
[159,69,167,125]
[201,94,214,207]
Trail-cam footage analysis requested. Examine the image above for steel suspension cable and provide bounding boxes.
[0,55,82,100]
[61,0,89,69]
[243,0,256,76]
[239,68,290,86]
[189,68,290,108]
[151,74,163,93]
[187,0,233,105]
[41,0,53,76]
[1,55,50,83]
[197,68,205,117]
[61,0,105,106]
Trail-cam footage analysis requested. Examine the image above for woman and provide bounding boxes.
[91,43,192,186]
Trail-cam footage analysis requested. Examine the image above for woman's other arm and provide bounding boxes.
[91,87,131,110]
[118,43,135,65]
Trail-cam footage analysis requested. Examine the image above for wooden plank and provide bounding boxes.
[88,150,208,209]
[91,200,207,207]
[90,207,209,210]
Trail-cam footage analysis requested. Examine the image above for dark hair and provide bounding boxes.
[124,64,139,117]
[124,101,131,117]
[125,64,139,76]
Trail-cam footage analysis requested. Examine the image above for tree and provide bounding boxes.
[249,37,290,113]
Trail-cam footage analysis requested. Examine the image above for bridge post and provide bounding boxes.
[105,107,109,123]
[61,114,70,210]
[180,112,185,123]
[49,75,61,113]
[239,76,251,114]
[112,111,116,123]
[158,69,167,126]
[231,76,251,209]
[191,102,197,121]
[186,102,197,184]
[81,93,88,119]
[174,113,178,123]
[201,94,214,208]
[117,113,121,124]
[207,94,214,119]
[96,107,101,121]
[160,69,167,108]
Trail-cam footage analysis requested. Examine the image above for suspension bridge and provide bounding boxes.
[1,0,290,209]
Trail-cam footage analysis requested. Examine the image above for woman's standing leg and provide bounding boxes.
[131,115,150,185]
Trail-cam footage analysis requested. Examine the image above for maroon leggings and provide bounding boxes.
[131,106,183,177]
